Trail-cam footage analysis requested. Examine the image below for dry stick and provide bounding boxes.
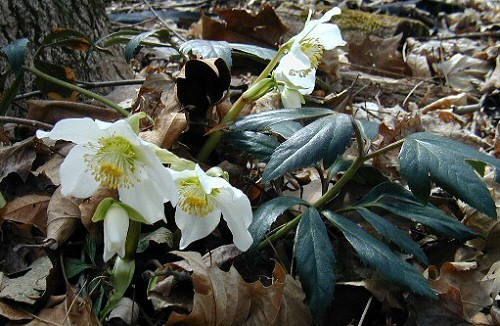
[358,295,373,326]
[0,116,53,130]
[142,0,187,46]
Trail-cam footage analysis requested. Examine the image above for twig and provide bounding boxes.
[418,31,500,40]
[358,295,373,326]
[142,0,186,44]
[0,116,53,130]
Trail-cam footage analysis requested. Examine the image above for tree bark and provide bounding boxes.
[0,0,131,114]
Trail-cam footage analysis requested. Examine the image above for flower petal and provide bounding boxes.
[196,165,230,194]
[308,23,346,50]
[36,117,104,144]
[175,208,221,249]
[103,204,129,261]
[60,145,100,198]
[215,188,253,251]
[137,145,172,202]
[119,173,166,224]
[102,119,141,145]
[165,168,197,206]
[281,87,304,109]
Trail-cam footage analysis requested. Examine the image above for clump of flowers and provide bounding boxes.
[274,7,346,108]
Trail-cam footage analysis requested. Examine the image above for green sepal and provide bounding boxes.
[155,148,196,171]
[206,166,229,180]
[118,202,150,224]
[92,197,115,222]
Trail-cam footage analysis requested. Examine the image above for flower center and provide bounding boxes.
[85,136,139,189]
[178,177,219,217]
[288,38,325,78]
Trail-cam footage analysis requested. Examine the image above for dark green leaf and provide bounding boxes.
[263,114,353,181]
[231,107,332,131]
[229,42,277,61]
[323,211,435,298]
[124,29,170,62]
[97,30,139,48]
[137,227,174,253]
[0,191,5,208]
[1,38,29,74]
[400,132,500,218]
[180,40,232,67]
[247,196,307,257]
[86,235,97,266]
[352,182,477,240]
[64,257,94,278]
[225,131,280,162]
[356,118,380,140]
[295,208,336,323]
[39,28,93,52]
[268,120,303,138]
[356,208,428,264]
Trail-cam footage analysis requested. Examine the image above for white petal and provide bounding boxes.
[102,119,141,145]
[119,173,166,224]
[196,165,229,194]
[215,188,253,251]
[165,168,197,206]
[308,23,346,50]
[103,205,129,261]
[175,208,221,249]
[36,118,104,144]
[295,7,342,42]
[164,168,181,206]
[319,7,342,23]
[60,145,100,198]
[281,87,304,109]
[137,145,172,202]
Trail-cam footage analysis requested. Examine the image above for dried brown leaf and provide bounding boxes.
[0,299,32,321]
[26,100,122,125]
[45,187,82,250]
[434,54,491,91]
[64,283,101,326]
[482,57,500,93]
[0,137,37,183]
[191,5,287,47]
[149,250,310,326]
[2,194,50,234]
[79,187,117,241]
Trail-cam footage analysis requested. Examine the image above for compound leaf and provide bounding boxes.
[323,211,435,298]
[400,132,500,218]
[263,114,353,181]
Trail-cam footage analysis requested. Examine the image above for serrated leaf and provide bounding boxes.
[352,182,477,240]
[400,132,500,218]
[1,38,29,74]
[225,130,280,162]
[295,208,335,323]
[356,207,428,264]
[247,196,307,257]
[137,227,174,253]
[263,114,353,181]
[64,257,94,278]
[229,42,277,61]
[180,39,232,67]
[125,29,170,62]
[231,107,332,131]
[323,211,436,298]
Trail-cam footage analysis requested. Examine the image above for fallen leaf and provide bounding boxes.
[108,297,138,325]
[481,56,500,93]
[191,5,287,48]
[0,299,32,321]
[0,256,53,305]
[148,250,311,325]
[64,283,101,326]
[2,194,50,234]
[44,187,82,250]
[434,53,491,91]
[420,93,468,113]
[0,138,37,183]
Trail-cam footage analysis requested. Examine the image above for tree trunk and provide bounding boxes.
[0,0,131,114]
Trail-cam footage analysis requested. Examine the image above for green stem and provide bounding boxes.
[23,65,129,117]
[125,220,141,260]
[196,46,288,162]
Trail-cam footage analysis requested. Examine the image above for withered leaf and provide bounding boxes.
[45,187,82,249]
[0,137,37,183]
[149,250,310,326]
[2,194,50,234]
[193,5,287,47]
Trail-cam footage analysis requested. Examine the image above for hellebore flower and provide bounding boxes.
[274,7,346,107]
[165,165,253,251]
[102,203,130,262]
[36,117,170,223]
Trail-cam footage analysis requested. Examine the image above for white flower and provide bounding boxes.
[103,203,129,261]
[36,117,170,224]
[165,165,253,251]
[274,7,346,107]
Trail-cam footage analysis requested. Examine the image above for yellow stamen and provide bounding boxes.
[289,37,325,78]
[85,136,140,189]
[178,177,219,217]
